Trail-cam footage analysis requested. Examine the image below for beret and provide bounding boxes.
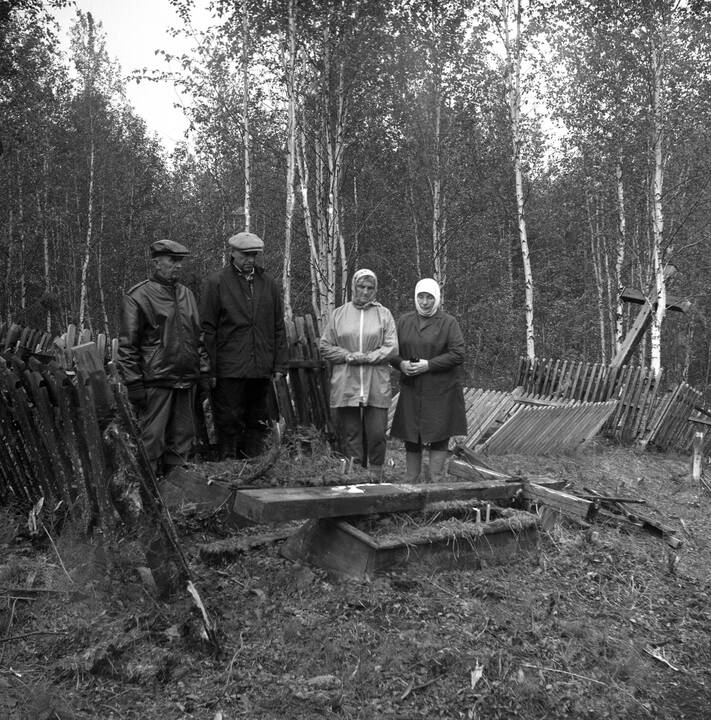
[228,232,264,252]
[150,239,190,257]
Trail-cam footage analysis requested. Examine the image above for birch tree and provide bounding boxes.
[282,0,296,318]
[498,0,535,359]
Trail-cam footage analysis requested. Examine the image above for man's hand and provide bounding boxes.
[126,382,147,412]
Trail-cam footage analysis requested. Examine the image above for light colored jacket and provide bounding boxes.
[319,301,398,408]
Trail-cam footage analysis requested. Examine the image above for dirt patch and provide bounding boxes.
[1,439,710,719]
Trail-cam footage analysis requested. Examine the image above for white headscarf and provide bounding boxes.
[414,278,441,318]
[351,268,378,308]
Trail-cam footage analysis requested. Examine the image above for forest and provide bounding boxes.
[2,0,711,396]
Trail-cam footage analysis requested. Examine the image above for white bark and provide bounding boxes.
[502,0,535,359]
[78,138,94,330]
[282,0,297,319]
[614,158,627,351]
[650,35,666,376]
[242,0,251,232]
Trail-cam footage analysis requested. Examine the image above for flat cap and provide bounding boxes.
[228,232,264,252]
[150,239,190,257]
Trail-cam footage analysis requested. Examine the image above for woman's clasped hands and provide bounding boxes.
[400,358,429,376]
[346,352,369,364]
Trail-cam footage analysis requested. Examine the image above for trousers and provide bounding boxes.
[212,377,271,458]
[140,386,197,473]
[337,405,388,467]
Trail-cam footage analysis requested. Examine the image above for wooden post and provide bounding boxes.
[611,266,690,369]
[692,430,704,483]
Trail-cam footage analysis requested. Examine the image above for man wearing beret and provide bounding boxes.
[200,231,289,458]
[118,239,208,475]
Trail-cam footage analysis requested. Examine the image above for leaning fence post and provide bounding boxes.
[691,430,704,484]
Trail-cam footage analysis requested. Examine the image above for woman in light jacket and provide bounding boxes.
[390,278,467,482]
[320,269,398,477]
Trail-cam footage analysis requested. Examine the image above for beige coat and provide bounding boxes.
[319,301,398,409]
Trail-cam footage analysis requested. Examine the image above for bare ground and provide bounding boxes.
[2,438,711,720]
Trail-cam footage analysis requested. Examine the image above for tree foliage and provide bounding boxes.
[3,0,711,397]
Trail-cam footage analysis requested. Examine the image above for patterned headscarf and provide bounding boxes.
[414,278,441,318]
[351,268,378,308]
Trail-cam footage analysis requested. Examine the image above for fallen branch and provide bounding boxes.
[0,630,69,645]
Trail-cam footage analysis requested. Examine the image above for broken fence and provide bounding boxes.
[515,356,708,454]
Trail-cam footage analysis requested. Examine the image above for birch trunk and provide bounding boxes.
[502,0,535,359]
[407,163,422,279]
[296,121,324,323]
[5,206,13,324]
[586,195,607,363]
[432,83,446,290]
[78,137,94,331]
[649,36,666,376]
[16,163,26,313]
[96,197,110,336]
[242,0,251,232]
[614,158,627,351]
[282,0,296,319]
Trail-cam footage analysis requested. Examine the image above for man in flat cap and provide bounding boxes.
[118,239,209,475]
[200,231,288,458]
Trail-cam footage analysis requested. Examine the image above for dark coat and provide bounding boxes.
[200,264,289,379]
[118,276,204,389]
[390,309,467,444]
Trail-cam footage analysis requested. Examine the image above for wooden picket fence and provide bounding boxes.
[482,400,617,455]
[515,356,709,454]
[0,314,334,462]
[279,314,334,437]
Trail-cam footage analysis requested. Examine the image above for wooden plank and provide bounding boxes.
[590,363,606,402]
[616,366,642,441]
[621,366,647,442]
[22,367,78,519]
[0,373,35,504]
[555,360,569,399]
[521,356,534,393]
[73,376,108,528]
[653,383,687,450]
[570,360,584,400]
[281,511,539,580]
[515,356,526,388]
[635,369,663,440]
[0,366,56,503]
[233,480,524,524]
[605,364,631,432]
[522,482,594,522]
[546,359,560,396]
[633,369,656,435]
[670,386,701,450]
[619,287,690,313]
[642,387,678,449]
[4,323,21,351]
[303,314,333,434]
[72,342,115,427]
[46,364,94,524]
[539,358,551,395]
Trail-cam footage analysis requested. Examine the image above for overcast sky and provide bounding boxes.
[52,0,209,151]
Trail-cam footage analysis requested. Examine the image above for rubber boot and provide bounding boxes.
[368,464,384,484]
[428,450,449,482]
[405,451,423,483]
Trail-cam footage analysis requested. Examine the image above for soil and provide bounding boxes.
[2,436,711,720]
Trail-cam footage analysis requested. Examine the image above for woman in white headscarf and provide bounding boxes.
[320,269,398,478]
[390,278,467,482]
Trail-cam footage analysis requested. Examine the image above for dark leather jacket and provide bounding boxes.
[118,275,206,388]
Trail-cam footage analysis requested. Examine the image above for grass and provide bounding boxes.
[1,441,711,718]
